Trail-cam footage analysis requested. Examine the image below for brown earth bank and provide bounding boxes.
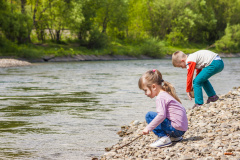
[35,52,240,62]
[98,86,240,160]
[0,52,240,68]
[40,54,153,62]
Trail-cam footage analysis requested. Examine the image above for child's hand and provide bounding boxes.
[187,92,192,100]
[142,128,149,135]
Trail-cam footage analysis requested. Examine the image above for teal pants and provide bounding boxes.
[193,59,224,104]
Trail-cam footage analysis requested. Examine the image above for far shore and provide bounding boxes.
[0,52,240,68]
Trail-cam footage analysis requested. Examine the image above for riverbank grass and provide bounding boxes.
[1,37,213,61]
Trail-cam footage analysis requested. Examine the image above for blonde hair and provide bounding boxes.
[172,51,186,67]
[138,69,182,103]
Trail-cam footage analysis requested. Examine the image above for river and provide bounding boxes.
[0,58,239,159]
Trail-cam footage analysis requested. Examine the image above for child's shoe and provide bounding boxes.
[149,136,172,148]
[170,136,183,142]
[206,95,219,104]
[192,104,202,109]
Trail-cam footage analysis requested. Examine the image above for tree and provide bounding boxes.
[167,0,217,44]
[0,0,32,44]
[126,0,150,41]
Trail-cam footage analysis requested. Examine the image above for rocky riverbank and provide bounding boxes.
[34,53,240,62]
[41,54,153,62]
[0,55,152,67]
[1,52,239,68]
[100,87,240,160]
[0,59,32,68]
[1,52,239,67]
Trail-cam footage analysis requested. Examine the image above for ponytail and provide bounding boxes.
[162,81,182,104]
[139,69,182,104]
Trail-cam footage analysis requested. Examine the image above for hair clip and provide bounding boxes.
[152,69,156,72]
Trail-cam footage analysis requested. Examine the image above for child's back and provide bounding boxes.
[138,69,188,148]
[187,50,218,69]
[172,50,224,108]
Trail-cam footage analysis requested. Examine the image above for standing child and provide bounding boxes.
[172,50,224,108]
[138,69,188,148]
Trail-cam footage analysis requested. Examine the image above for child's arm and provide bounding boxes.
[144,100,166,133]
[186,62,196,92]
[186,61,196,100]
[142,128,149,135]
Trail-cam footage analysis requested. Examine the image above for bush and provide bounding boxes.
[87,28,109,49]
[0,12,32,44]
[138,38,166,58]
[215,24,240,53]
[166,29,188,46]
[0,37,42,59]
[16,45,42,59]
[0,37,18,56]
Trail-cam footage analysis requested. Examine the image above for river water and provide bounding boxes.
[0,58,239,159]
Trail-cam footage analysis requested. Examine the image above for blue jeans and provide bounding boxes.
[193,59,224,104]
[145,111,186,138]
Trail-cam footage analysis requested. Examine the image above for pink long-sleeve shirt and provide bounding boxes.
[146,91,188,131]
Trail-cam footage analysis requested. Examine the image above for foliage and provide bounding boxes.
[1,0,240,59]
[167,0,217,44]
[105,38,166,58]
[87,28,109,49]
[0,37,42,59]
[0,1,32,44]
[215,24,240,53]
[138,38,166,58]
[0,37,18,55]
[126,0,150,40]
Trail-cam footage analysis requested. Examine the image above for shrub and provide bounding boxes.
[87,28,109,49]
[16,46,42,59]
[215,24,240,53]
[0,37,42,59]
[0,12,32,44]
[0,37,18,56]
[166,29,188,46]
[138,38,166,58]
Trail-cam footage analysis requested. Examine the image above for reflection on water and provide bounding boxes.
[0,58,239,159]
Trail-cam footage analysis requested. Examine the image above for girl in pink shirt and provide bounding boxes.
[138,69,188,148]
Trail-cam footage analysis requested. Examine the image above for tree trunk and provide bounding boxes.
[21,0,26,14]
[47,24,55,41]
[102,17,108,33]
[33,0,39,28]
[78,31,83,40]
[11,0,13,13]
[40,29,44,43]
[56,30,61,43]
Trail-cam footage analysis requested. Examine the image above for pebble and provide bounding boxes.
[100,86,240,160]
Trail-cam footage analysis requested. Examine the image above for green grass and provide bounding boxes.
[0,38,222,60]
[165,42,217,55]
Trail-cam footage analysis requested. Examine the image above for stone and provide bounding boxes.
[179,155,194,160]
[132,120,140,126]
[100,87,240,160]
[103,152,116,158]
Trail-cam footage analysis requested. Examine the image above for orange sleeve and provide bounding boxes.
[186,61,196,92]
[196,69,202,76]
